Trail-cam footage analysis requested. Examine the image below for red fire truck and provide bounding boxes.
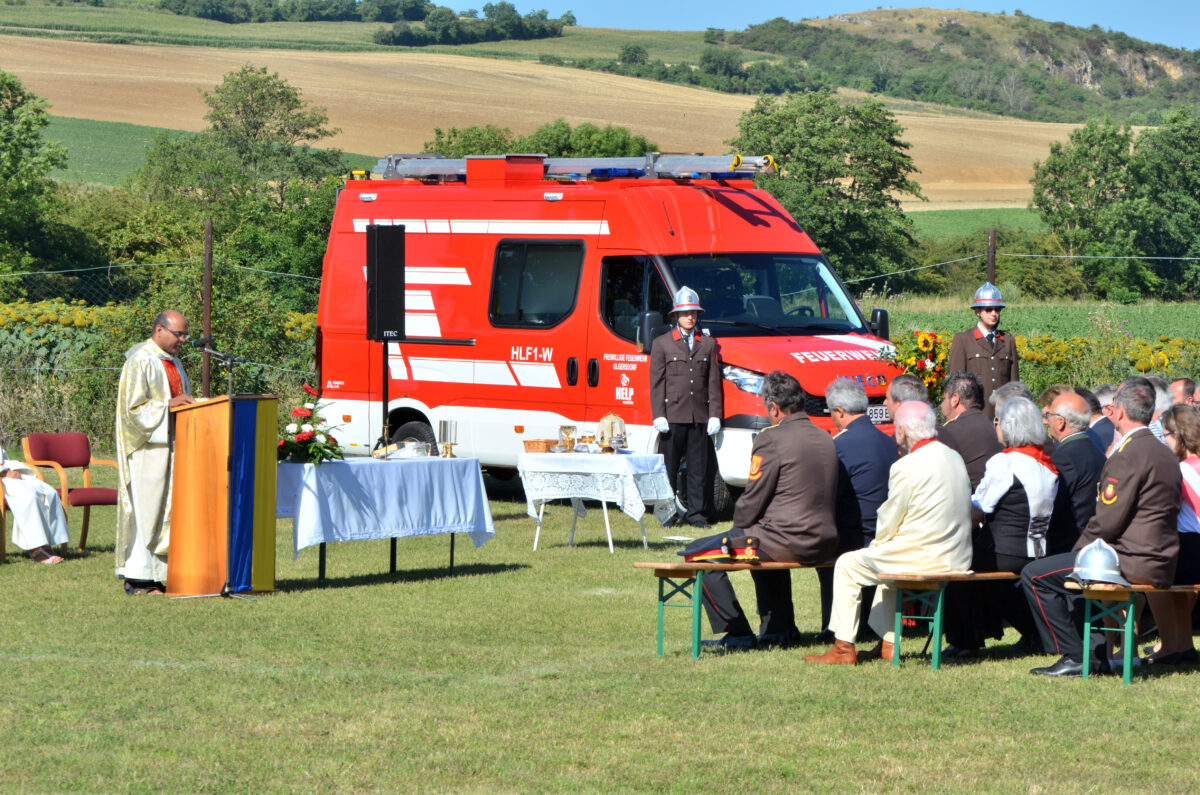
[316,153,901,506]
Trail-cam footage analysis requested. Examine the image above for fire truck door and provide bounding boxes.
[585,255,671,438]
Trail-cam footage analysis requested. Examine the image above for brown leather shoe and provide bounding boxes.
[803,639,857,665]
[857,639,894,663]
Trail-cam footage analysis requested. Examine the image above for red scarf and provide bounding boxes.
[162,359,184,399]
[1005,444,1057,474]
[909,438,936,454]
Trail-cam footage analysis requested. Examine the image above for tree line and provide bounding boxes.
[160,0,574,39]
[3,65,1200,310]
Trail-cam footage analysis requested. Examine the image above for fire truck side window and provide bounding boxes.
[600,256,645,342]
[489,241,583,327]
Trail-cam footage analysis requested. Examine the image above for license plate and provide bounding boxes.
[868,405,890,425]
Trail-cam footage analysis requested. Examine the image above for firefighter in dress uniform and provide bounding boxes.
[650,286,722,528]
[947,282,1019,419]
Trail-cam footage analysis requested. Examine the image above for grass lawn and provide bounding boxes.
[908,207,1046,240]
[46,116,376,187]
[2,455,1200,791]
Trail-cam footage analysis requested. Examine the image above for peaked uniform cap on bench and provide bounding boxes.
[1070,538,1131,587]
[679,532,758,563]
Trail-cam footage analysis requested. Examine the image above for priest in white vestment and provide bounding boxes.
[114,310,195,593]
[1,446,70,564]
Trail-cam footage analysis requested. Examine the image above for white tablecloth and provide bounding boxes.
[277,458,495,559]
[517,452,676,524]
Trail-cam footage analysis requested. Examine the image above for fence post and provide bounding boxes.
[987,229,996,284]
[202,219,213,398]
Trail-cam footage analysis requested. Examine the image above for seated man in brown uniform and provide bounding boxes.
[700,370,839,650]
[1022,375,1181,676]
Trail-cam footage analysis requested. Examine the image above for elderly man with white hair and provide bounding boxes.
[805,401,974,665]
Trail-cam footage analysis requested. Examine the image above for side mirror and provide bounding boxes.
[869,308,890,342]
[637,311,667,354]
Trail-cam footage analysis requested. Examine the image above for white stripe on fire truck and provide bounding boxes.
[352,219,610,236]
[392,357,560,388]
[386,343,409,380]
[404,314,442,337]
[509,361,561,389]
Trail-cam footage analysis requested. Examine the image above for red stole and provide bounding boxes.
[1005,444,1058,474]
[162,359,184,399]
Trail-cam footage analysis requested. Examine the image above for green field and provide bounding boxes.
[2,459,1199,791]
[45,116,376,186]
[877,297,1196,342]
[0,2,709,61]
[907,207,1046,240]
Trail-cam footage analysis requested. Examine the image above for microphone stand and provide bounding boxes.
[172,343,252,601]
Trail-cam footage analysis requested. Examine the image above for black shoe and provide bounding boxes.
[1011,635,1045,655]
[1144,648,1200,666]
[700,633,756,651]
[687,517,711,530]
[757,629,802,650]
[1030,655,1084,677]
[812,628,836,645]
[941,645,980,660]
[662,515,682,529]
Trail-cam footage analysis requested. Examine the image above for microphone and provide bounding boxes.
[190,335,215,348]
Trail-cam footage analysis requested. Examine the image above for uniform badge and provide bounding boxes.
[748,454,764,481]
[1100,478,1119,505]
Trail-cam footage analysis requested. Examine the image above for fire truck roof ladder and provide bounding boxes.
[373,153,776,181]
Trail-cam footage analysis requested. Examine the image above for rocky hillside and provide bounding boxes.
[728,8,1199,123]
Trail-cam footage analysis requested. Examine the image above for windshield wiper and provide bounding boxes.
[776,322,857,333]
[701,319,782,335]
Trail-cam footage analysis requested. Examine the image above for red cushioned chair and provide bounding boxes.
[21,433,118,553]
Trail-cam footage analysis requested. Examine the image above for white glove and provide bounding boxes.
[707,417,721,436]
[653,417,670,434]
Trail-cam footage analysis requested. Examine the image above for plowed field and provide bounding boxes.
[1,36,1074,208]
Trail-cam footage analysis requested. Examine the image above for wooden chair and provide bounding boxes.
[21,433,118,552]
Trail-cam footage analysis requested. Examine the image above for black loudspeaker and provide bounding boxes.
[366,224,406,341]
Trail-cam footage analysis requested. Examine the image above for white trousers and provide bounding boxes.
[4,475,70,550]
[117,445,170,583]
[830,548,898,644]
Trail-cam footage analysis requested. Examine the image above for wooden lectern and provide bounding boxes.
[166,395,278,596]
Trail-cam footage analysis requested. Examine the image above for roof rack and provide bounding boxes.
[372,152,776,181]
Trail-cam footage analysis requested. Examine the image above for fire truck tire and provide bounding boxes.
[712,479,738,518]
[390,420,436,447]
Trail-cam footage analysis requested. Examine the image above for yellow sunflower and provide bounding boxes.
[917,332,934,353]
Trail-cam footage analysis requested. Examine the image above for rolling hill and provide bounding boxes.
[2,35,1076,209]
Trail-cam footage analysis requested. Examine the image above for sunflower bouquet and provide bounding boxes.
[278,384,344,464]
[879,330,950,404]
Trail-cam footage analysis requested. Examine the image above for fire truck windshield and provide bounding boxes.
[661,253,867,337]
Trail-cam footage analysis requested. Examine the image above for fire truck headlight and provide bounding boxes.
[722,364,766,395]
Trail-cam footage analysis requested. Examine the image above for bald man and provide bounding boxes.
[114,310,196,595]
[1045,392,1105,550]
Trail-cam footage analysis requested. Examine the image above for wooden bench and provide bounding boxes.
[876,572,1020,671]
[633,561,826,658]
[1064,581,1200,685]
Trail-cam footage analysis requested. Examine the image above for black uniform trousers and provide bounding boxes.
[818,533,875,634]
[944,529,1040,649]
[700,568,797,639]
[663,421,710,523]
[1021,552,1092,659]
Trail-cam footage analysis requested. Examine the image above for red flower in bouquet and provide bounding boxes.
[292,407,313,418]
[295,430,315,442]
[302,383,320,397]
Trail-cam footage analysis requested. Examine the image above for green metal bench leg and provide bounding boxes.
[692,571,704,659]
[657,577,666,656]
[1122,596,1135,685]
[1082,599,1093,680]
[893,589,904,669]
[930,586,946,671]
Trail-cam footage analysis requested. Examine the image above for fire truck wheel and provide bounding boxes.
[390,420,436,447]
[712,479,737,518]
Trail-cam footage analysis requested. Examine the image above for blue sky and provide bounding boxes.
[549,2,1197,51]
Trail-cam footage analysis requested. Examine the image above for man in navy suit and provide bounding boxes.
[817,377,899,635]
[1086,384,1117,454]
[1045,392,1106,551]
